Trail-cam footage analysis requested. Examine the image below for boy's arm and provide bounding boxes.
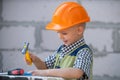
[31,68,84,79]
[32,57,47,69]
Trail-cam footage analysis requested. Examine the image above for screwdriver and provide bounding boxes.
[8,68,24,75]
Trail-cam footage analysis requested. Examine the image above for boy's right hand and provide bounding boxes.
[25,51,32,65]
[25,52,39,65]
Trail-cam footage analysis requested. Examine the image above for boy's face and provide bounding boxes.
[57,25,84,46]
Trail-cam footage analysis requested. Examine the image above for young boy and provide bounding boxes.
[26,2,93,80]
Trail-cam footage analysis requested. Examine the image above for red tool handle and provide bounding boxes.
[8,68,24,75]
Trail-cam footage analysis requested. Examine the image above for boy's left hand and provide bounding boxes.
[29,70,47,76]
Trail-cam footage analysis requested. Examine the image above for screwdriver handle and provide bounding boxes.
[8,68,24,75]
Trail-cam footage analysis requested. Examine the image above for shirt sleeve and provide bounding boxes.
[45,52,57,69]
[73,48,93,78]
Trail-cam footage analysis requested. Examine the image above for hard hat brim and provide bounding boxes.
[46,18,90,31]
[46,22,68,31]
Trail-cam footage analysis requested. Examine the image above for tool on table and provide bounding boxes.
[8,68,24,75]
[0,68,24,75]
[23,72,32,76]
[22,42,32,65]
[0,68,32,76]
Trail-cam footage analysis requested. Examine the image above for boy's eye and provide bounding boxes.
[62,33,67,35]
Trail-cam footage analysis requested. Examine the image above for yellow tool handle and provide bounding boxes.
[25,51,32,65]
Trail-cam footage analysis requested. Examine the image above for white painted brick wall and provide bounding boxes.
[0,0,120,78]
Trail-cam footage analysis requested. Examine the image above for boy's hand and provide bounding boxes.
[25,53,47,69]
[29,70,48,76]
[24,53,39,65]
[25,52,32,65]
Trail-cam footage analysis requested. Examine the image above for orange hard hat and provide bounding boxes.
[46,2,90,31]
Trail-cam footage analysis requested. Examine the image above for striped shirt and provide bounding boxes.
[45,38,93,80]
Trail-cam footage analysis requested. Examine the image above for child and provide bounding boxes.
[26,2,93,80]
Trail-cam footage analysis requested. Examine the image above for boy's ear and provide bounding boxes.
[77,26,84,35]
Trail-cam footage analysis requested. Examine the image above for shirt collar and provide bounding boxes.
[61,37,85,54]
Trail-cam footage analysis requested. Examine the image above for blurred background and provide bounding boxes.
[0,0,120,80]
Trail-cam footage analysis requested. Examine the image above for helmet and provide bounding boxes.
[46,2,90,31]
